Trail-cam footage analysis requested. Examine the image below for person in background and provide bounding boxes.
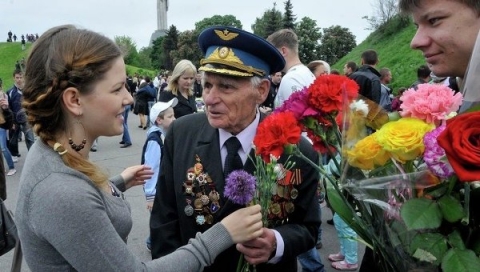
[349,50,382,105]
[193,72,203,98]
[120,82,133,148]
[410,64,431,90]
[268,28,324,272]
[0,84,14,198]
[391,87,407,112]
[159,60,197,119]
[16,24,263,272]
[7,69,35,160]
[142,98,177,251]
[379,68,393,112]
[330,69,340,75]
[307,60,331,77]
[134,78,156,130]
[0,79,15,177]
[260,71,282,114]
[267,29,316,109]
[343,61,357,77]
[151,26,321,272]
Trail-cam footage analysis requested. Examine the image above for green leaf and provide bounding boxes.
[448,230,466,250]
[412,248,438,264]
[400,198,442,230]
[470,234,480,256]
[327,187,371,244]
[410,233,448,265]
[438,195,465,223]
[441,249,480,272]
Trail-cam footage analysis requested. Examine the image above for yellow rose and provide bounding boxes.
[346,133,390,170]
[375,118,434,163]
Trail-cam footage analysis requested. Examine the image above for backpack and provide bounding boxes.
[141,131,164,165]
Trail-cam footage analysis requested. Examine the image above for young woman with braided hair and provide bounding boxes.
[16,25,262,272]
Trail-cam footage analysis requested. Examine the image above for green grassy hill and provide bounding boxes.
[0,42,32,90]
[332,20,425,93]
[0,42,155,91]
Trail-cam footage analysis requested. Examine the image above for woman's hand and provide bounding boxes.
[121,165,154,190]
[220,204,263,243]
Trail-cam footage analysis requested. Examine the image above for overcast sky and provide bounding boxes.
[1,0,377,49]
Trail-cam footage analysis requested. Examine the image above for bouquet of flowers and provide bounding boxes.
[339,83,480,272]
[245,71,480,272]
[223,113,300,272]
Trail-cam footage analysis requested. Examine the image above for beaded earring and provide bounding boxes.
[69,117,87,151]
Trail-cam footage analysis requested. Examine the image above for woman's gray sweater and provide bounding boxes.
[16,140,233,271]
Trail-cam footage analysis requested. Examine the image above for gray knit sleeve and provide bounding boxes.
[109,174,126,192]
[146,223,234,271]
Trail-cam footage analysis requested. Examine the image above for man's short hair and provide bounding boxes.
[361,50,378,66]
[266,29,299,53]
[379,68,391,80]
[13,69,22,77]
[346,61,357,72]
[417,64,431,79]
[399,0,480,14]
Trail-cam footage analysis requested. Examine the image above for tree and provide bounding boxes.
[170,30,203,68]
[282,0,296,29]
[362,0,398,30]
[137,47,154,70]
[194,15,242,34]
[114,36,139,66]
[252,3,283,38]
[150,36,165,70]
[162,25,180,71]
[319,25,356,65]
[296,17,322,64]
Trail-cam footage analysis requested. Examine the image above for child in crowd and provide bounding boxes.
[325,155,359,271]
[142,98,177,250]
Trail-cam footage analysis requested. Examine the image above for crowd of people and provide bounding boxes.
[1,0,479,271]
[6,31,38,43]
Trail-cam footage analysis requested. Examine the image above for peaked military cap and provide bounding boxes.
[198,26,285,77]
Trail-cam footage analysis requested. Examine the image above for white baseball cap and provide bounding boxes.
[149,98,178,125]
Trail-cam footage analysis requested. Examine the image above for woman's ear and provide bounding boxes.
[62,87,82,116]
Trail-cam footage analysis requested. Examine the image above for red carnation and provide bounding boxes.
[254,112,302,162]
[308,74,359,114]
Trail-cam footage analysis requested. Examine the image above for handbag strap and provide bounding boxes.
[10,239,22,272]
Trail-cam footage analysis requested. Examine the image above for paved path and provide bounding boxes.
[0,112,364,271]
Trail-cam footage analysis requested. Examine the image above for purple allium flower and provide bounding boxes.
[274,87,319,119]
[423,124,454,178]
[224,170,256,205]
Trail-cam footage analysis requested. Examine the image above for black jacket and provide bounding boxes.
[150,113,320,272]
[159,91,197,119]
[350,65,382,104]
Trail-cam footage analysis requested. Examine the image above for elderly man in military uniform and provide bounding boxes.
[149,26,321,272]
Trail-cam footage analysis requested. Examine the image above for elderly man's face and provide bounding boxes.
[410,0,480,78]
[202,73,268,134]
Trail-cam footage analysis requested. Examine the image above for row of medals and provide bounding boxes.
[183,161,219,225]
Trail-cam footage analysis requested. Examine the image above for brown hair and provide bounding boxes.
[267,29,299,53]
[22,25,122,187]
[399,0,480,13]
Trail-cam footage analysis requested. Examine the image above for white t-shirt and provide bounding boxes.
[274,64,315,108]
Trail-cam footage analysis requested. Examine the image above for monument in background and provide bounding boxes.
[150,0,168,45]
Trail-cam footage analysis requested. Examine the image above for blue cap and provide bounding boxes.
[198,26,285,77]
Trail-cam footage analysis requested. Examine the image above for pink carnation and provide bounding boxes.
[274,87,320,119]
[423,124,454,178]
[400,84,463,124]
